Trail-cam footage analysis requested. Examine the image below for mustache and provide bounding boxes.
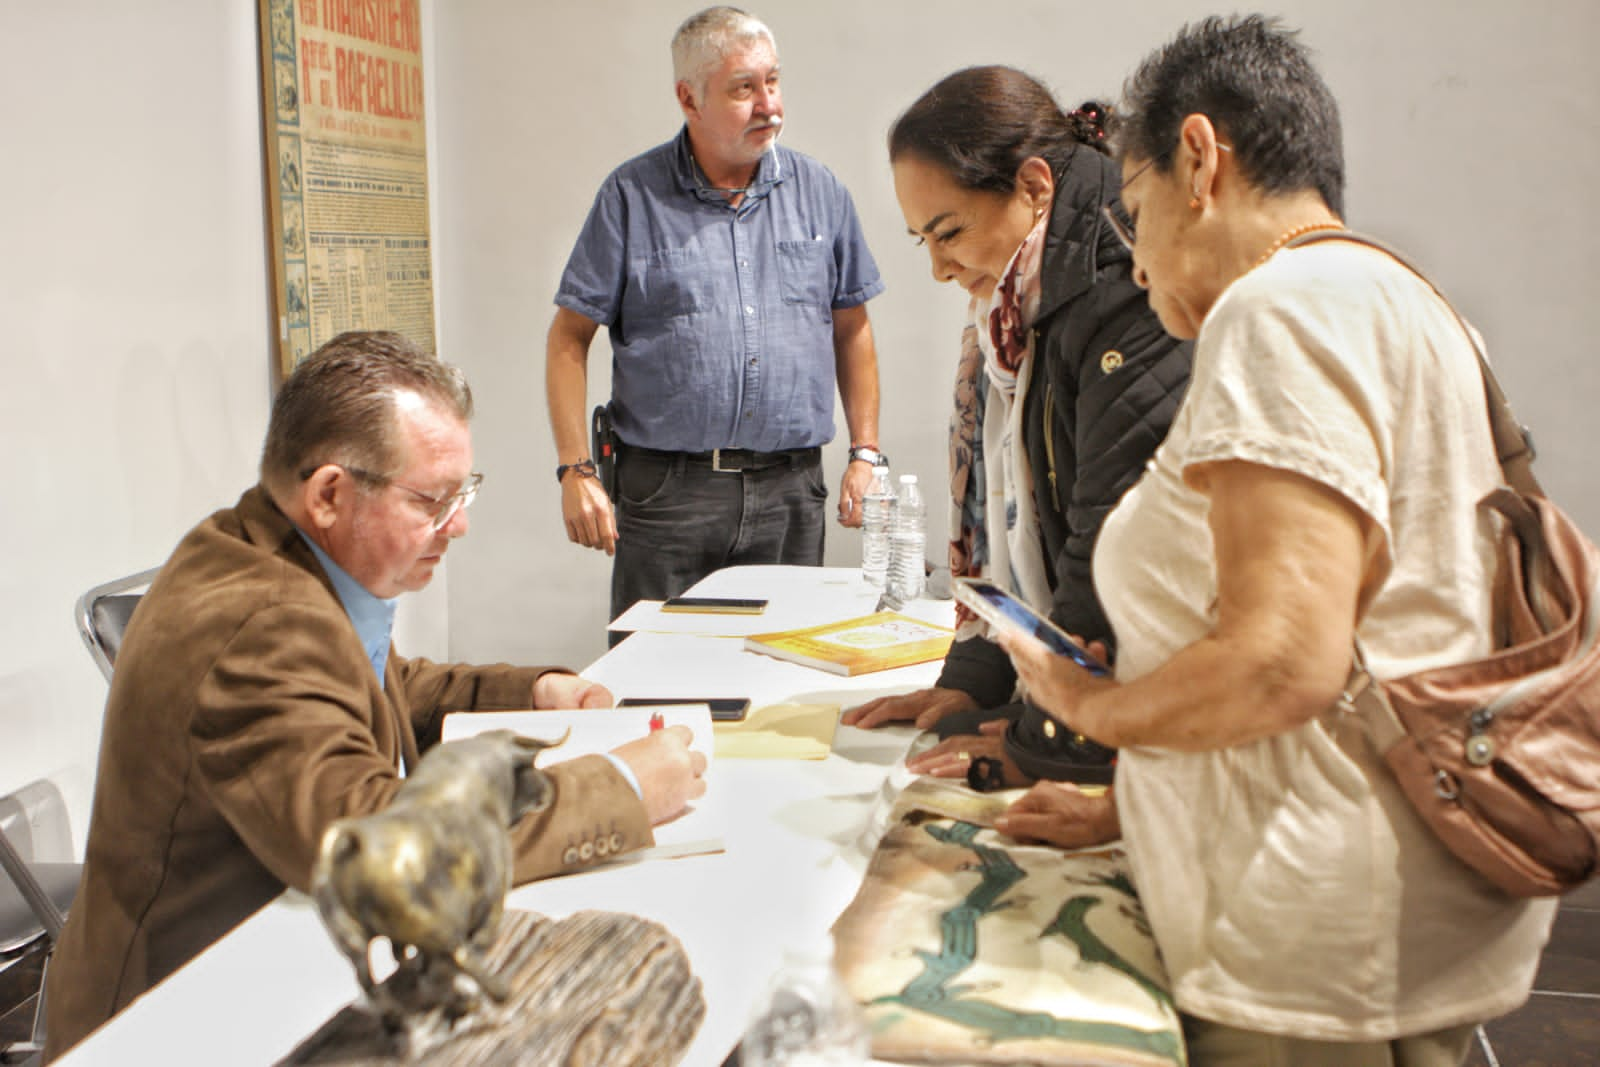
[749,115,783,133]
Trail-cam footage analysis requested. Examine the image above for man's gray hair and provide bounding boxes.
[671,6,775,103]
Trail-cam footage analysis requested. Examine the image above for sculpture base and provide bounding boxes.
[279,909,705,1066]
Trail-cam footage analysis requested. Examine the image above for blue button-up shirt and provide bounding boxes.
[299,532,397,684]
[555,128,884,452]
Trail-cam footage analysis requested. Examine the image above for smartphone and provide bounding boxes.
[660,596,769,615]
[618,697,753,722]
[952,577,1110,676]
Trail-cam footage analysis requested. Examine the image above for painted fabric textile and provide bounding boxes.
[833,779,1184,1065]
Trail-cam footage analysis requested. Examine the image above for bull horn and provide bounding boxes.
[513,727,571,752]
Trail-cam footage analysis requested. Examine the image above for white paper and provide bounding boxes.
[442,704,716,762]
[440,705,723,856]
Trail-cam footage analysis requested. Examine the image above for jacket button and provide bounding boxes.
[579,841,595,862]
[1043,720,1057,739]
[562,846,579,865]
[610,832,625,851]
[1100,350,1124,374]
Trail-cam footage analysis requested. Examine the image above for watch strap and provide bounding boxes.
[556,458,598,483]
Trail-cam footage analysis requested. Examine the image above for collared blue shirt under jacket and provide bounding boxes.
[298,531,397,684]
[555,127,884,453]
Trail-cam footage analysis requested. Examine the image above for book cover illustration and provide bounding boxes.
[743,612,954,676]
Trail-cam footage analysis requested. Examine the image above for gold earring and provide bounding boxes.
[1189,190,1201,209]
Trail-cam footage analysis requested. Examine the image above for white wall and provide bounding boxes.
[1,4,271,856]
[0,2,447,856]
[433,0,1600,672]
[2,0,1597,857]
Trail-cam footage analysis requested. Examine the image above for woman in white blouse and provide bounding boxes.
[994,14,1556,1067]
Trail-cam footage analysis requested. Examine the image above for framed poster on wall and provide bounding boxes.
[258,0,436,382]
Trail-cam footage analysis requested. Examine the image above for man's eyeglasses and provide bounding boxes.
[1102,143,1232,252]
[302,465,484,531]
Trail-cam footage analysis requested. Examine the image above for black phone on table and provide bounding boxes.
[660,596,769,615]
[951,578,1110,676]
[618,697,753,722]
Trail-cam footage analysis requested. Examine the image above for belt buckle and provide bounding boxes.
[710,448,739,473]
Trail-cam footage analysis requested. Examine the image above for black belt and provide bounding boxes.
[623,443,820,473]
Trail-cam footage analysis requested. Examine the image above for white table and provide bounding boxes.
[58,567,953,1067]
[609,563,955,639]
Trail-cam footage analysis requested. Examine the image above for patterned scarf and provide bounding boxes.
[949,213,1053,632]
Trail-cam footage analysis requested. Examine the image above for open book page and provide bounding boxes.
[713,702,839,760]
[441,705,724,857]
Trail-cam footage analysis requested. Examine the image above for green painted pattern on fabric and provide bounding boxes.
[867,820,1182,1064]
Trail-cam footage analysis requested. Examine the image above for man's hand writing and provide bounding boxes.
[612,725,708,824]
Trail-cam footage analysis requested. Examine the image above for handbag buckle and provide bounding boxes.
[1434,769,1460,800]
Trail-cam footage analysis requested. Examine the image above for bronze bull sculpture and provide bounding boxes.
[311,728,569,1030]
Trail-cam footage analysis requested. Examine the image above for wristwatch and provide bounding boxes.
[847,444,888,467]
[556,458,598,482]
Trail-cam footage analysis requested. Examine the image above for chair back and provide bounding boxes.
[0,786,82,1056]
[74,567,160,682]
[0,831,68,952]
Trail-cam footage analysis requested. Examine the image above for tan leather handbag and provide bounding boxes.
[1298,230,1600,897]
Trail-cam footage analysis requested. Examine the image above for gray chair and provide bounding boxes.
[74,567,160,682]
[1,568,160,1059]
[0,794,80,1064]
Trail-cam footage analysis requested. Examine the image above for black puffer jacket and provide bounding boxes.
[934,144,1191,782]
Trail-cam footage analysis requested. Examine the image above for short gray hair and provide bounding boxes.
[671,6,775,103]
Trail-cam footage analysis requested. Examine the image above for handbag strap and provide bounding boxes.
[1285,229,1542,497]
[1285,230,1554,711]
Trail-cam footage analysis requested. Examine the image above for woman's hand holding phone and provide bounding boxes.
[994,625,1117,746]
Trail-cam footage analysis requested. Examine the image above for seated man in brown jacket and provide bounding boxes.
[45,331,707,1059]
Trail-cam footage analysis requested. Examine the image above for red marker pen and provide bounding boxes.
[648,711,665,733]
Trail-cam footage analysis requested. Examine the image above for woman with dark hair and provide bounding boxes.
[997,15,1555,1064]
[843,66,1189,797]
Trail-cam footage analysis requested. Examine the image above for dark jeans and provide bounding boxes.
[609,447,828,621]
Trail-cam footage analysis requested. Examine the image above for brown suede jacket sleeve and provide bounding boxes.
[393,656,656,880]
[192,599,649,893]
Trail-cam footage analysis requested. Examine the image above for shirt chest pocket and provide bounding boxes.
[634,247,712,319]
[775,238,833,317]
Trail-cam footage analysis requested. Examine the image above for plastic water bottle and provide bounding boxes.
[741,943,869,1066]
[860,465,894,588]
[887,474,926,602]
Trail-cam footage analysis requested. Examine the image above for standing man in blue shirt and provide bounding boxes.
[546,5,888,621]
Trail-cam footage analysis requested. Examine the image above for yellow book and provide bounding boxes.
[743,611,954,676]
[714,702,840,760]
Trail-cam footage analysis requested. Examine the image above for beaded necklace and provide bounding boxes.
[1254,221,1344,268]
